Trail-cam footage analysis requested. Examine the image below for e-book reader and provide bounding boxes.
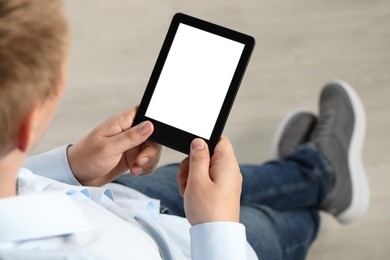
[133,13,255,154]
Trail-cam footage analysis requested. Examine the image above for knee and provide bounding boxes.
[240,205,284,260]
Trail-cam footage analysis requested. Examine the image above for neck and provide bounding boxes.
[0,147,25,198]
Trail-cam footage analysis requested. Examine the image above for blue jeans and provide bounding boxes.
[114,145,333,259]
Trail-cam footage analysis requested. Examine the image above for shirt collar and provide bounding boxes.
[0,192,91,243]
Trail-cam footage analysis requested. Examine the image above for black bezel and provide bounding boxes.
[133,13,255,154]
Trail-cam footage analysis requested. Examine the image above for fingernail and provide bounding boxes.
[138,121,151,134]
[133,168,144,176]
[138,157,150,166]
[191,138,205,151]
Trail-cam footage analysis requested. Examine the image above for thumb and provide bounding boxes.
[111,121,154,153]
[187,138,211,186]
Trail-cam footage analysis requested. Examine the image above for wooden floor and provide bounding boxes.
[32,0,390,258]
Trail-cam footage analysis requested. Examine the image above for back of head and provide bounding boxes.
[0,0,69,151]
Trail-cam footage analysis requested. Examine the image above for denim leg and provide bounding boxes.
[239,145,331,259]
[240,205,320,260]
[240,144,333,210]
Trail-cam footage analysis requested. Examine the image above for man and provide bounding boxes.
[0,1,369,259]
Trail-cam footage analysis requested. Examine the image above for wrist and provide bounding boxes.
[66,144,85,185]
[187,203,240,226]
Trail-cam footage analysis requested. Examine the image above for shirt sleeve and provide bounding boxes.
[23,145,81,186]
[190,222,250,260]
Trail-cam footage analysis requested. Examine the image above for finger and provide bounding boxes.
[177,157,189,185]
[111,121,154,153]
[179,181,186,197]
[212,136,235,161]
[187,138,210,187]
[130,164,145,176]
[210,136,239,182]
[131,142,162,175]
[137,142,162,164]
[126,145,141,175]
[177,157,189,196]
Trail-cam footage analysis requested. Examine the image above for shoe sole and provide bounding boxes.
[328,80,370,224]
[270,108,314,159]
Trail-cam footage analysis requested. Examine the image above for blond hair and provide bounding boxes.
[0,0,69,149]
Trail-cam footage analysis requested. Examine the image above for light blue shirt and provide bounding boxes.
[0,146,258,259]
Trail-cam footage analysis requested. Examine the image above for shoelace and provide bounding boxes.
[311,111,333,145]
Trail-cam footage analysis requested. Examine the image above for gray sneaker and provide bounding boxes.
[313,80,369,224]
[271,110,317,159]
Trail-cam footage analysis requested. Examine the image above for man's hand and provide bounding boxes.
[67,108,162,186]
[177,137,242,225]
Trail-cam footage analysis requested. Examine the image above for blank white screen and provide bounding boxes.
[145,23,245,139]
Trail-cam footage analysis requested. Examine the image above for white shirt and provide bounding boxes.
[0,146,258,259]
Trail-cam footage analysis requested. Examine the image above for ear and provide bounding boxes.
[16,107,39,152]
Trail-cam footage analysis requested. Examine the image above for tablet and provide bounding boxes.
[133,13,255,154]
